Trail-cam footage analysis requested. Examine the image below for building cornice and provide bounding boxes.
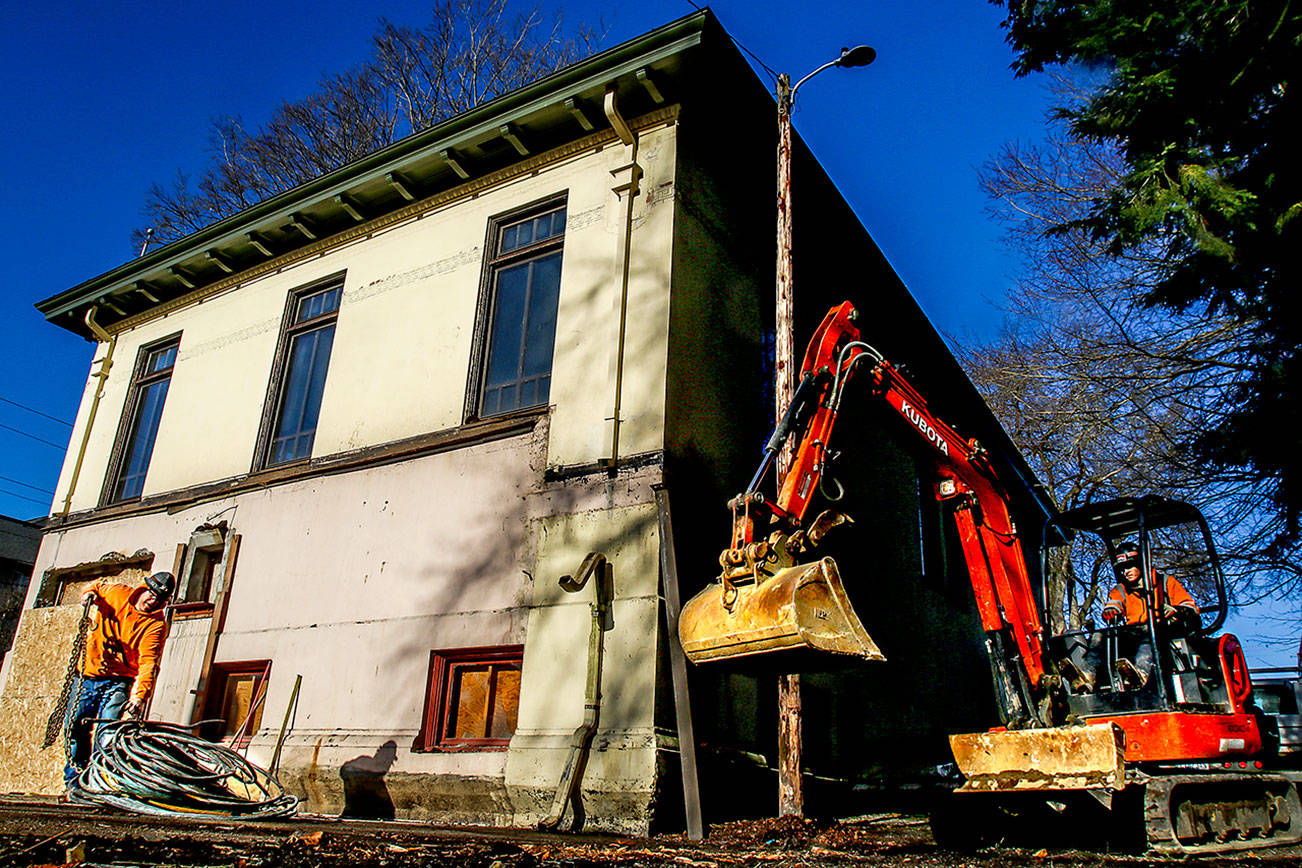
[36,10,714,339]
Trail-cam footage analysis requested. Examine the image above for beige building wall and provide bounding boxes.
[52,121,677,513]
[16,119,680,833]
[19,422,666,830]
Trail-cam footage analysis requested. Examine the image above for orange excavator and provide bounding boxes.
[677,301,1302,853]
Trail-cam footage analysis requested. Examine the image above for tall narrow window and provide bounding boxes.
[474,200,566,418]
[106,336,180,503]
[259,279,342,467]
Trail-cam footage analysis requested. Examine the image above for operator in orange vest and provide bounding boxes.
[1102,542,1199,627]
[1102,542,1199,689]
[1062,542,1200,693]
[63,572,173,790]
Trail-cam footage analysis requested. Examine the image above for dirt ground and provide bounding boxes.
[2,806,1302,868]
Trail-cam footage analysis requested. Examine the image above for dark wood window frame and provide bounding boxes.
[415,645,524,752]
[101,333,183,506]
[463,193,568,423]
[170,523,234,618]
[202,659,272,749]
[252,273,346,471]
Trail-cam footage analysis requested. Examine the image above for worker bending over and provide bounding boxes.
[63,572,174,790]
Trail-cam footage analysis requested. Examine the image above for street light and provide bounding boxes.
[775,44,876,461]
[773,44,875,821]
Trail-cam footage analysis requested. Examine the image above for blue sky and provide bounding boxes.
[0,1,1292,667]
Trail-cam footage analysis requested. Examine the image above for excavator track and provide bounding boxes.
[1140,769,1302,853]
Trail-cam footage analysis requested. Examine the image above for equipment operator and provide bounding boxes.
[63,571,174,790]
[1064,543,1198,692]
[1100,542,1199,688]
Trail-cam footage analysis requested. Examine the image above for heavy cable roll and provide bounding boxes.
[71,719,298,819]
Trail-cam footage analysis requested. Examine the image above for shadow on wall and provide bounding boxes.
[340,739,398,819]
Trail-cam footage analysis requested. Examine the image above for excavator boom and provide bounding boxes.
[678,302,1045,709]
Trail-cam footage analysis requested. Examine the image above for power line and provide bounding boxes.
[0,422,66,450]
[732,36,779,84]
[0,474,54,495]
[0,486,47,506]
[678,0,778,85]
[1,395,73,427]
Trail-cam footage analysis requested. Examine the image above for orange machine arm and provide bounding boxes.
[744,302,1046,687]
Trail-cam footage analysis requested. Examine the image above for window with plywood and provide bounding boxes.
[416,646,522,751]
[203,660,271,748]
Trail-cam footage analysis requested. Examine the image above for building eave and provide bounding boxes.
[36,9,716,339]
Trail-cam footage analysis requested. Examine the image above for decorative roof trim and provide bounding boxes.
[106,107,678,337]
[35,10,713,330]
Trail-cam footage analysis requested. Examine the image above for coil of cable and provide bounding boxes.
[71,719,299,819]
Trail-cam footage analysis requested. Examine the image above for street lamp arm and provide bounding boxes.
[790,59,841,102]
[787,45,875,107]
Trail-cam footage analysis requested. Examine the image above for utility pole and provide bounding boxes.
[772,45,876,819]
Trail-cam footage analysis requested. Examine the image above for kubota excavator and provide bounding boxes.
[677,301,1302,853]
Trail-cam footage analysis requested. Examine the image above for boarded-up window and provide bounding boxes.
[417,646,523,751]
[203,661,270,748]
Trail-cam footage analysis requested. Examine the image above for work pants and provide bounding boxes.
[1066,625,1155,687]
[63,675,130,789]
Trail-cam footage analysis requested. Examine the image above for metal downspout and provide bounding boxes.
[602,86,641,468]
[539,552,613,831]
[57,307,117,518]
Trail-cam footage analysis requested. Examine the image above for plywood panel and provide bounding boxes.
[149,616,211,724]
[0,605,85,794]
[0,575,140,794]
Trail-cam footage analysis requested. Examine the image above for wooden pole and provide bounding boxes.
[774,71,804,818]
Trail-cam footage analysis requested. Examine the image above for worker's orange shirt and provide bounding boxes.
[82,580,167,704]
[1103,573,1197,625]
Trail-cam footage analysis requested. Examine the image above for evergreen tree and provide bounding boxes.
[995,0,1302,551]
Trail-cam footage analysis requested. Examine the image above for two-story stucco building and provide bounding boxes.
[0,11,1051,833]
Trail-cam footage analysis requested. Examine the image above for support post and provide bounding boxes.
[778,673,802,815]
[655,485,704,839]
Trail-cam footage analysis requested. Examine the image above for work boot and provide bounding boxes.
[1058,658,1095,694]
[1115,659,1148,691]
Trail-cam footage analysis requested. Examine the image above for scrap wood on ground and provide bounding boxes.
[3,811,1302,868]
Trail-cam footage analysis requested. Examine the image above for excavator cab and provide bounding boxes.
[1039,496,1247,722]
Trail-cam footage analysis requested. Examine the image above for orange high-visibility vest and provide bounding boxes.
[1103,573,1197,625]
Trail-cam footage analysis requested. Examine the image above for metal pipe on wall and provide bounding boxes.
[539,552,613,831]
[601,85,641,468]
[57,307,117,518]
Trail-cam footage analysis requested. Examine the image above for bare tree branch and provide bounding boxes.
[961,79,1299,610]
[133,0,601,250]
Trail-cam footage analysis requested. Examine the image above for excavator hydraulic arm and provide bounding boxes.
[678,302,1046,707]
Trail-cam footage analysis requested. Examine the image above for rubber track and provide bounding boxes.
[1141,770,1302,854]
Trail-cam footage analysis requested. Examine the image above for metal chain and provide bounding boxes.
[43,601,93,751]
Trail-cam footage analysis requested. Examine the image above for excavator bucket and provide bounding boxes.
[677,557,885,663]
